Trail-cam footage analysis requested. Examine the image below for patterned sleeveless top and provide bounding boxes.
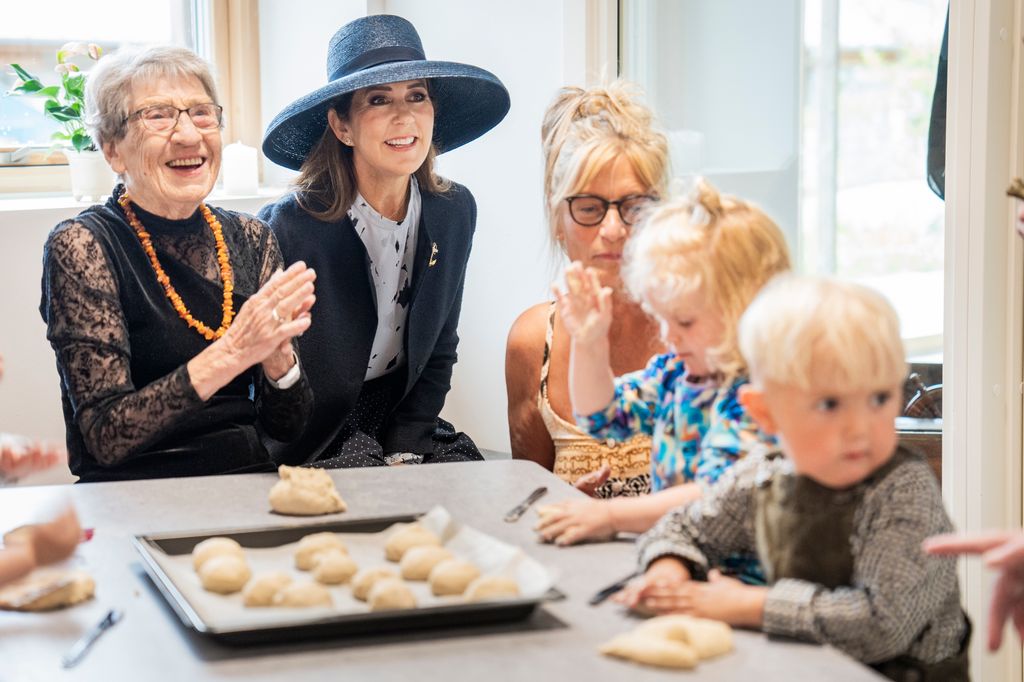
[538,303,651,497]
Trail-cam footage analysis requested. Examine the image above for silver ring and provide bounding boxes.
[271,307,283,324]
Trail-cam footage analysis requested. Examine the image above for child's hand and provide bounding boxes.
[552,262,613,345]
[573,465,611,496]
[534,498,616,545]
[5,506,81,568]
[613,556,691,611]
[0,436,65,480]
[616,566,766,627]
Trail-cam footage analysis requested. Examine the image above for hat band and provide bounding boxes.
[331,46,426,81]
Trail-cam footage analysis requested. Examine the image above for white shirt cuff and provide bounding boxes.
[265,353,301,390]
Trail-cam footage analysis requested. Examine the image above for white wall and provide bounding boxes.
[258,0,368,188]
[256,0,581,453]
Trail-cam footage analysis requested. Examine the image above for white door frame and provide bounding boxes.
[945,0,1023,679]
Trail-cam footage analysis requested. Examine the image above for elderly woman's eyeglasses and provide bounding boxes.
[565,194,657,227]
[123,103,224,133]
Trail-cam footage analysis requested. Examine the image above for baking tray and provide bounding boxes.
[132,513,561,645]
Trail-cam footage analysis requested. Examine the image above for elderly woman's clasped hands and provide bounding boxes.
[224,262,316,381]
[186,261,316,402]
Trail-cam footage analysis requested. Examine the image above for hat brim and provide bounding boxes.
[262,60,510,171]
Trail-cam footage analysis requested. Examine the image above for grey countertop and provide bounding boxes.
[0,460,882,681]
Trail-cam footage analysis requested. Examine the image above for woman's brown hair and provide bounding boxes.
[293,86,450,222]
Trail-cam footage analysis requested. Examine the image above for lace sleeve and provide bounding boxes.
[237,214,313,442]
[42,221,203,465]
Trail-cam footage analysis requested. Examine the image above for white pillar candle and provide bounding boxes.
[221,141,259,196]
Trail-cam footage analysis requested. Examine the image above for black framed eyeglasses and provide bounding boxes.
[123,103,224,133]
[564,194,658,226]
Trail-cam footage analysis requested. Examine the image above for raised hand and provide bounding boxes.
[552,261,613,346]
[0,435,65,480]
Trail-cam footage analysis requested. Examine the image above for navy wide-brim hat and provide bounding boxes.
[263,14,511,171]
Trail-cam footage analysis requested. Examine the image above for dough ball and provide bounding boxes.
[272,581,333,608]
[192,536,244,571]
[269,465,347,516]
[313,549,359,585]
[635,615,733,660]
[199,555,251,594]
[599,632,699,669]
[399,546,453,581]
[428,559,480,596]
[294,532,347,570]
[351,567,398,601]
[0,569,95,612]
[384,523,441,562]
[464,575,521,602]
[242,571,293,607]
[367,578,417,611]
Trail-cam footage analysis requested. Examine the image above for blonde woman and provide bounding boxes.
[506,82,667,497]
[537,182,789,552]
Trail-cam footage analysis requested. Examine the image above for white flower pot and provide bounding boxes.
[66,150,116,202]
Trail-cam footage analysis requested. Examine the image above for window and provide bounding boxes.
[0,0,195,175]
[802,0,946,360]
[619,0,947,360]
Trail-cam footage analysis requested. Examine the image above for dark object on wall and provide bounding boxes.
[927,9,949,200]
[898,364,943,483]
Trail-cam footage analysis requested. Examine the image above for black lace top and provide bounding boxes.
[40,185,313,482]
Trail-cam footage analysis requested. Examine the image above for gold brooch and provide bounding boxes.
[429,242,439,267]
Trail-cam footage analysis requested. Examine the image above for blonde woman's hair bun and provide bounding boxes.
[693,178,724,219]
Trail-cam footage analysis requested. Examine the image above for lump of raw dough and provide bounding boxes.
[428,558,480,596]
[599,614,733,669]
[600,632,699,669]
[199,555,251,594]
[269,465,347,516]
[272,581,333,608]
[399,546,453,581]
[294,532,347,570]
[242,571,293,607]
[367,577,417,611]
[312,549,358,585]
[384,523,441,562]
[464,575,520,602]
[351,567,398,601]
[635,615,733,660]
[0,569,95,612]
[191,536,244,571]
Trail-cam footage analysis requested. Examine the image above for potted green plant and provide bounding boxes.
[6,42,115,200]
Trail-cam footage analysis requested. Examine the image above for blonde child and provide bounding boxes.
[537,181,789,551]
[620,274,969,681]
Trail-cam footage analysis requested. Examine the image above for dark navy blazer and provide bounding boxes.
[258,183,475,464]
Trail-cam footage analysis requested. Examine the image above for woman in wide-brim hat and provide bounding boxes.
[260,14,509,468]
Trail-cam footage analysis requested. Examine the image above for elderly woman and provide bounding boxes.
[259,15,509,467]
[506,82,667,497]
[40,46,315,482]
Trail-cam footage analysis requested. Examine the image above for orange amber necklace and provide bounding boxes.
[119,192,235,341]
